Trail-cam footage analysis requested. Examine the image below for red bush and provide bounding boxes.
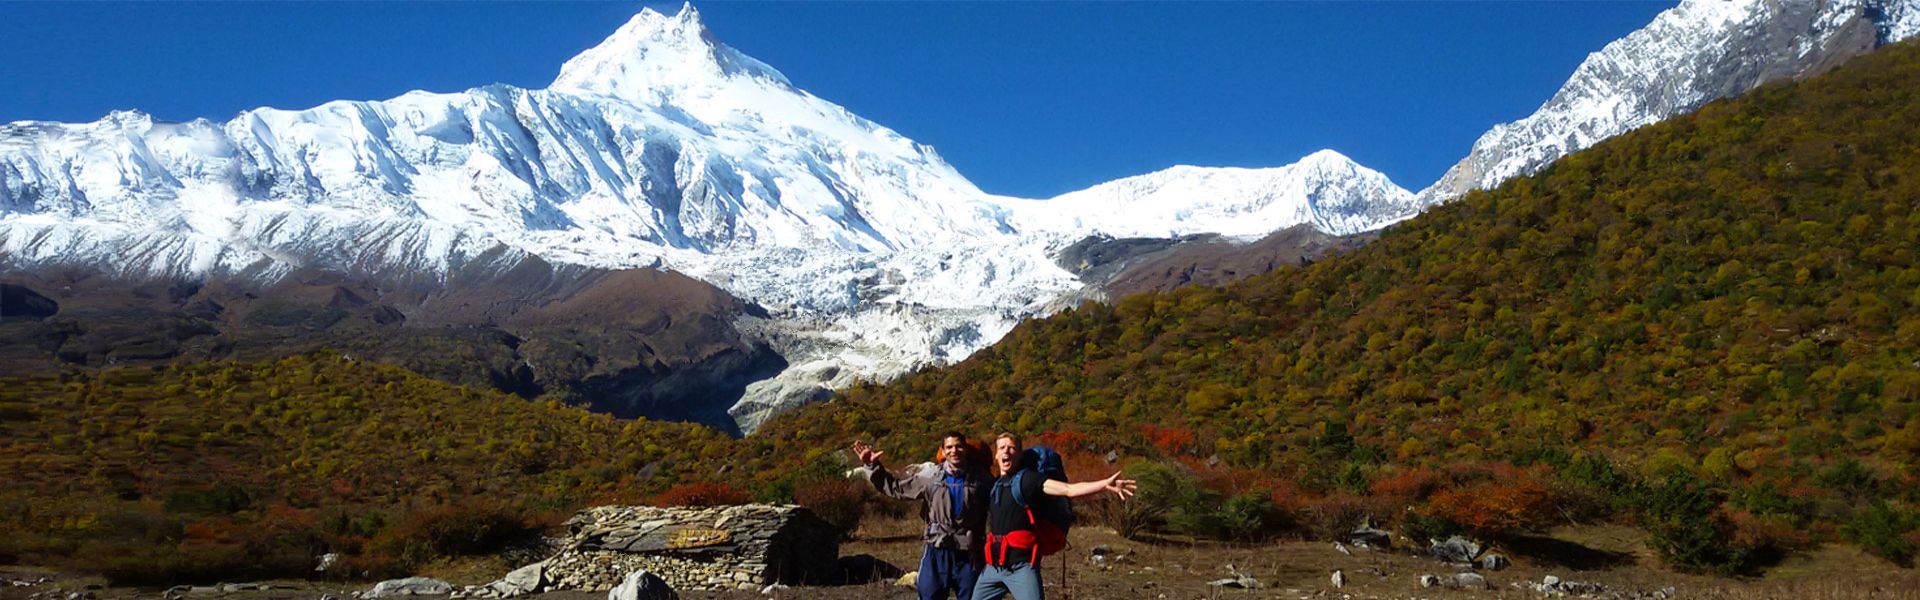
[1370,466,1445,502]
[1138,424,1197,456]
[1033,430,1091,452]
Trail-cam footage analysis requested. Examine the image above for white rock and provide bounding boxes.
[368,578,452,598]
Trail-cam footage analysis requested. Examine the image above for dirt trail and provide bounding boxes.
[6,522,1918,600]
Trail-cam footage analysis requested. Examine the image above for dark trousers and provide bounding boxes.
[917,544,981,600]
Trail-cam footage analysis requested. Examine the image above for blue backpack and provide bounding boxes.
[1002,446,1075,557]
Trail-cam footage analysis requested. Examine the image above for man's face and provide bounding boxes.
[994,437,1019,473]
[942,436,967,468]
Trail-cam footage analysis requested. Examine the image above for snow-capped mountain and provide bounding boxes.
[0,3,1402,432]
[8,0,1912,433]
[1019,150,1418,240]
[1421,0,1920,203]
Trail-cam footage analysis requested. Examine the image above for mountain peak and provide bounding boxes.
[550,3,789,100]
[1296,148,1359,172]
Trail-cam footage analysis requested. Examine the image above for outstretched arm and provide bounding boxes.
[1042,470,1137,500]
[852,440,924,500]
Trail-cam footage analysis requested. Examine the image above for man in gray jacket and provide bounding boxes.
[853,432,990,600]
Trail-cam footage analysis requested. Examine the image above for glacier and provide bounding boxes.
[0,4,1408,432]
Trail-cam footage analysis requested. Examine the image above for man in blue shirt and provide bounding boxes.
[855,433,991,600]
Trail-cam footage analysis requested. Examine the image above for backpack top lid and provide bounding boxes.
[1020,446,1068,482]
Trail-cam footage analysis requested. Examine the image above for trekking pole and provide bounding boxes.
[1061,542,1071,599]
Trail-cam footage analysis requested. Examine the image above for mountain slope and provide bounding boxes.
[759,36,1920,534]
[1421,0,1920,203]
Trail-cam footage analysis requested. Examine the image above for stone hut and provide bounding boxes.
[505,504,839,593]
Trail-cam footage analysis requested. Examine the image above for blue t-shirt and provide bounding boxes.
[943,471,967,516]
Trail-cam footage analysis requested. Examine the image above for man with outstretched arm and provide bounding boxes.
[853,433,991,600]
[972,433,1136,600]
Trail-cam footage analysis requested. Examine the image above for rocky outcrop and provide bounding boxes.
[1058,225,1377,301]
[476,504,838,595]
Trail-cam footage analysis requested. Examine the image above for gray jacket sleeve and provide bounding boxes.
[862,462,931,501]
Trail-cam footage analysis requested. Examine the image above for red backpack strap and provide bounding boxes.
[1025,508,1041,562]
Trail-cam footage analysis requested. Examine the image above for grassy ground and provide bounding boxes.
[6,518,1918,600]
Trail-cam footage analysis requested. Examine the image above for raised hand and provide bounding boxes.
[851,440,886,466]
[1102,470,1138,501]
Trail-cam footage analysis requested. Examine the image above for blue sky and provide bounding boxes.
[0,1,1675,198]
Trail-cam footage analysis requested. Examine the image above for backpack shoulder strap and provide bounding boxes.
[1010,469,1037,508]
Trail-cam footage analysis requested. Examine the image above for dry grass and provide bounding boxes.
[5,524,1918,600]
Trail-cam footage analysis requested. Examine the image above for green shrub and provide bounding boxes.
[1212,490,1291,541]
[1639,472,1752,574]
[1841,502,1916,567]
[1399,510,1462,544]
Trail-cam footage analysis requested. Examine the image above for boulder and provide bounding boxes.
[1330,570,1345,589]
[1453,573,1489,589]
[479,562,546,598]
[1348,525,1392,549]
[1207,578,1251,589]
[1429,536,1481,563]
[1479,553,1510,571]
[369,578,452,598]
[608,570,677,600]
[1419,575,1441,588]
[315,553,341,572]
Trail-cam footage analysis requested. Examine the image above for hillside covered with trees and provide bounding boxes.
[0,354,738,582]
[753,39,1920,570]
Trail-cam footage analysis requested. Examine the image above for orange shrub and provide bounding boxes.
[1425,470,1558,539]
[649,482,749,507]
[1370,466,1445,502]
[367,499,546,571]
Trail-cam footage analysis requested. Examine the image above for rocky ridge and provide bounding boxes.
[1420,0,1920,204]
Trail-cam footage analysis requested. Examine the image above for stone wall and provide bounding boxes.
[498,504,838,593]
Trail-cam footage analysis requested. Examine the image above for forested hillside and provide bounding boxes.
[756,39,1920,569]
[0,354,734,582]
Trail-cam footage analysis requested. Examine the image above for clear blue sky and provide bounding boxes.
[0,1,1675,198]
